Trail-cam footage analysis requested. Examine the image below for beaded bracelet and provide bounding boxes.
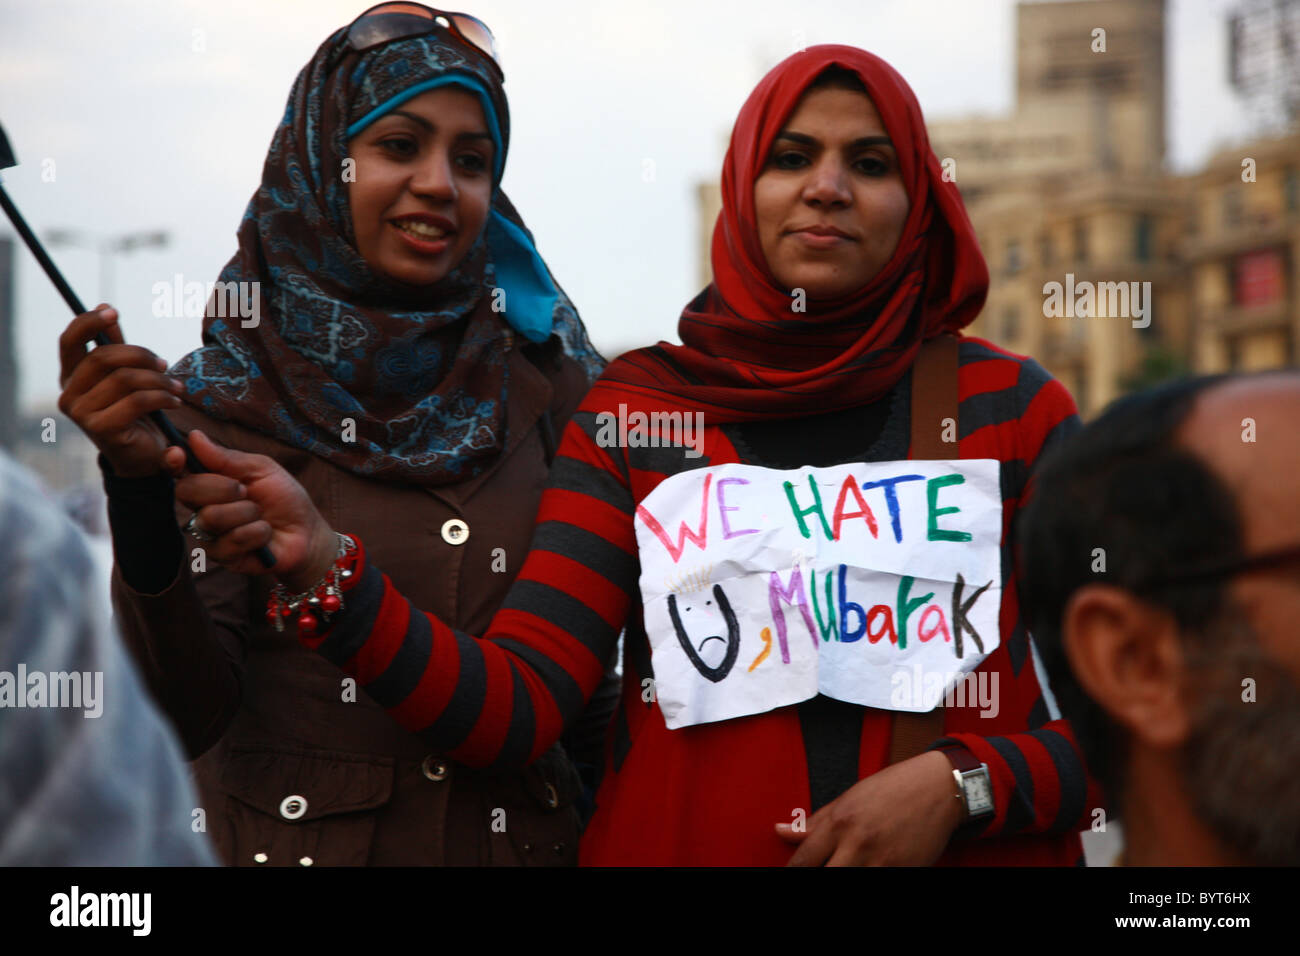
[266,533,358,637]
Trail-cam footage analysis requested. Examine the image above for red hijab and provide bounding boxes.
[602,45,988,422]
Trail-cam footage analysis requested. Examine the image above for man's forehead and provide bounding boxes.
[1177,374,1300,547]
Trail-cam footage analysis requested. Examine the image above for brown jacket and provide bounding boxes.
[111,339,596,866]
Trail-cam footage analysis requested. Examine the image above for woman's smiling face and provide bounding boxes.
[347,87,495,287]
[754,82,910,302]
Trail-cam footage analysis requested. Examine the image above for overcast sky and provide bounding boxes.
[0,0,1253,411]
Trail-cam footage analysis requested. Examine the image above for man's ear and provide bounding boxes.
[1062,584,1189,749]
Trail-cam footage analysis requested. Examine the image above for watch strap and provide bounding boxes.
[939,742,983,775]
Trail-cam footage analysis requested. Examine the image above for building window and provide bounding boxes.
[1074,221,1088,264]
[1233,248,1285,306]
[1002,306,1020,342]
[1038,233,1053,267]
[1223,189,1243,228]
[1134,215,1153,262]
[1070,311,1089,342]
[1005,239,1022,275]
[1287,167,1299,213]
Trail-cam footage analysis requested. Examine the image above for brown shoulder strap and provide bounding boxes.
[887,334,959,764]
[908,333,960,459]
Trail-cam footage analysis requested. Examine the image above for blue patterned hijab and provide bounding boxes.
[170,28,603,485]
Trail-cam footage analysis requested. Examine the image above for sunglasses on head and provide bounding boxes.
[346,2,501,76]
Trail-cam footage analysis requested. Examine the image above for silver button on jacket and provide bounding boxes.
[279,795,307,820]
[440,518,469,545]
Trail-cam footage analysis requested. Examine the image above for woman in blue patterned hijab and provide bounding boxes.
[53,5,617,867]
[169,13,603,484]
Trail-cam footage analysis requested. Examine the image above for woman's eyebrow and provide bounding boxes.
[850,135,894,150]
[377,111,491,144]
[773,130,894,150]
[384,109,434,132]
[773,130,816,146]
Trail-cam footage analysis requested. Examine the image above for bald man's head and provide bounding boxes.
[1174,373,1300,676]
[1019,369,1300,865]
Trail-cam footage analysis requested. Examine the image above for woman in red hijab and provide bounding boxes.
[161,45,1103,865]
[607,45,986,420]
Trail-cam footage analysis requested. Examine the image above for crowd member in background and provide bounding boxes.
[1019,371,1300,866]
[56,3,613,866]
[168,45,1104,865]
[0,451,216,865]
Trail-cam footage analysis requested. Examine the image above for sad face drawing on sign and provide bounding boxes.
[667,585,741,683]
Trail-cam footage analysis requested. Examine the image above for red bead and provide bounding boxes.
[297,612,318,635]
[321,594,341,613]
[266,607,279,624]
[281,605,293,617]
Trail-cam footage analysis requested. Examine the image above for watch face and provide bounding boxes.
[964,769,994,815]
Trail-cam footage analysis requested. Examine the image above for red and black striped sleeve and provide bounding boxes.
[301,394,640,771]
[935,720,1104,838]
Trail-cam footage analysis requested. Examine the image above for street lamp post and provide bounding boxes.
[43,228,169,307]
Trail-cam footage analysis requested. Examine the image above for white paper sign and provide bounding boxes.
[634,460,1003,729]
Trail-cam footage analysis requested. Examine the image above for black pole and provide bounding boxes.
[0,183,274,568]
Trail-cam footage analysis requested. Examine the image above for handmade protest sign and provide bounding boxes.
[634,460,1002,729]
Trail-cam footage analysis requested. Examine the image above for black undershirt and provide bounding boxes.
[725,397,895,814]
[100,457,184,596]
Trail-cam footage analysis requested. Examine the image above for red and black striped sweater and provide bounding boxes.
[308,336,1105,865]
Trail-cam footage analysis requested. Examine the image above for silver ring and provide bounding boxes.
[184,512,217,543]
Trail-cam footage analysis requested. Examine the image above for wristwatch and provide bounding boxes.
[942,746,994,824]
